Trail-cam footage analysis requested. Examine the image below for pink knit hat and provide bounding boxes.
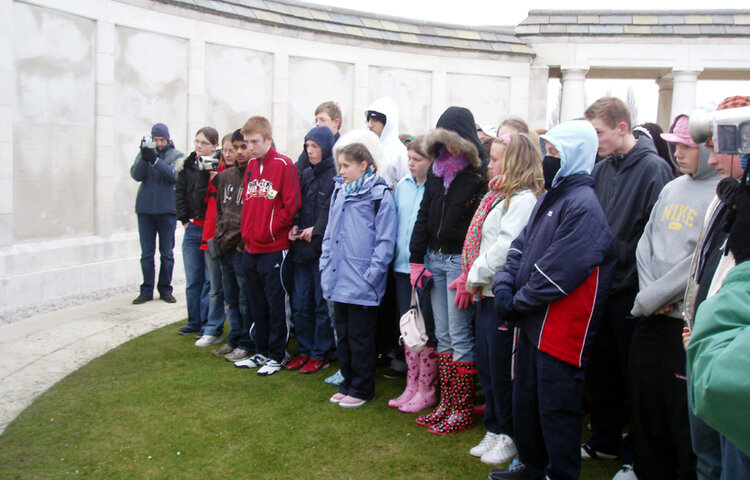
[660,114,698,147]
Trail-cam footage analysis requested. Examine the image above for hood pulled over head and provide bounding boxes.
[540,120,598,188]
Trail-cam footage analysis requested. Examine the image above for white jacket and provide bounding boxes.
[466,189,538,297]
[366,97,408,186]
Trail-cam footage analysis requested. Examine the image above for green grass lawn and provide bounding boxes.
[0,322,622,479]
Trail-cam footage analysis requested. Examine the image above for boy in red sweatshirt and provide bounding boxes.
[235,116,301,376]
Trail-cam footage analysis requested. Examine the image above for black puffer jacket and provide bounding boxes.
[292,126,337,263]
[175,151,216,224]
[410,107,488,262]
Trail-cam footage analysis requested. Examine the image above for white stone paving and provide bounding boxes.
[0,284,186,435]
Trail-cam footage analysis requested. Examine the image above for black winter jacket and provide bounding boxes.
[175,152,213,224]
[409,121,488,262]
[293,155,337,263]
[592,136,674,292]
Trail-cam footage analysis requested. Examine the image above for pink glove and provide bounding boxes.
[409,262,432,288]
[448,272,473,310]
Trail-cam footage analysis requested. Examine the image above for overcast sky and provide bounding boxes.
[305,0,749,125]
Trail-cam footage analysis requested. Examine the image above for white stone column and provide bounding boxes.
[95,20,115,236]
[187,38,206,147]
[272,50,289,152]
[656,75,674,131]
[0,0,13,246]
[560,66,589,122]
[670,68,702,122]
[430,70,447,127]
[528,64,550,130]
[353,62,369,129]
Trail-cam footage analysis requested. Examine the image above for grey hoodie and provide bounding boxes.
[631,144,721,319]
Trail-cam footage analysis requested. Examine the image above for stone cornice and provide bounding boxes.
[153,0,535,55]
[517,9,750,37]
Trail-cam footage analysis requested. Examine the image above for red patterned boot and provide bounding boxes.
[415,353,454,426]
[399,345,438,413]
[428,360,476,435]
[388,345,421,409]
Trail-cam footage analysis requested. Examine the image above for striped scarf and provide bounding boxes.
[461,175,504,272]
[343,168,374,196]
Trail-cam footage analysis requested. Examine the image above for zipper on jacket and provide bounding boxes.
[269,206,276,242]
[435,189,448,251]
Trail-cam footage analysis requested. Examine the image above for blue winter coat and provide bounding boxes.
[320,174,397,306]
[493,120,616,368]
[130,143,183,215]
[393,175,426,274]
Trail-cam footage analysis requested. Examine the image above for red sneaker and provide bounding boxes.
[284,355,309,370]
[299,358,330,374]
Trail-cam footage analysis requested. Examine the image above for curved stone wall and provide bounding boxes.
[0,0,536,312]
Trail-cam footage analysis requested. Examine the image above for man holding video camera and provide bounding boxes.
[130,122,184,305]
[684,96,750,480]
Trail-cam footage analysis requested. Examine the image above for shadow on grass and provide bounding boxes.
[0,321,621,479]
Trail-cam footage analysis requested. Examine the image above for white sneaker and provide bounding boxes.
[481,434,518,465]
[234,353,268,369]
[612,464,638,480]
[257,360,284,376]
[195,335,222,347]
[470,432,500,457]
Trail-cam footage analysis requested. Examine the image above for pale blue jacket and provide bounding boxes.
[320,174,397,306]
[393,175,426,274]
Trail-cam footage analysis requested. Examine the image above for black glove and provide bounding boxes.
[140,146,157,164]
[494,286,514,319]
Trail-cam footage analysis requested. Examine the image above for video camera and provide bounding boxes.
[197,155,219,171]
[690,106,750,154]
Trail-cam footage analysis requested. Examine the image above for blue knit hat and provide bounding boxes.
[151,123,170,141]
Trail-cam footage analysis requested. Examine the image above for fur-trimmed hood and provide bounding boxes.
[333,129,385,174]
[424,128,481,169]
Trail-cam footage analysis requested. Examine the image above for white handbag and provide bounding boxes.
[399,287,428,353]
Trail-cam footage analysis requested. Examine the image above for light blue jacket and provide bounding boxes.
[393,175,426,274]
[320,174,397,306]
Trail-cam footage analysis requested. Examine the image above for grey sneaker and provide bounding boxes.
[195,335,222,347]
[211,344,234,357]
[224,348,251,362]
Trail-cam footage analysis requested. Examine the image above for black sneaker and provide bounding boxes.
[132,295,152,305]
[178,326,200,335]
[160,294,177,303]
[488,459,535,480]
[383,367,405,379]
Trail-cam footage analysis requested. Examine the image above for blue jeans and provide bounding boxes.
[182,223,209,331]
[203,250,225,336]
[721,436,750,480]
[221,250,255,352]
[394,272,436,345]
[291,261,333,360]
[425,249,475,362]
[688,361,722,480]
[137,213,176,297]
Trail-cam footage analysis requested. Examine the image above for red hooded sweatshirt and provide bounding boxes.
[200,161,228,251]
[241,146,301,253]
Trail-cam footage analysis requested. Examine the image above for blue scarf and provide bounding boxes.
[343,169,374,196]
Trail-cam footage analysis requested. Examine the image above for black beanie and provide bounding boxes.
[365,110,387,126]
